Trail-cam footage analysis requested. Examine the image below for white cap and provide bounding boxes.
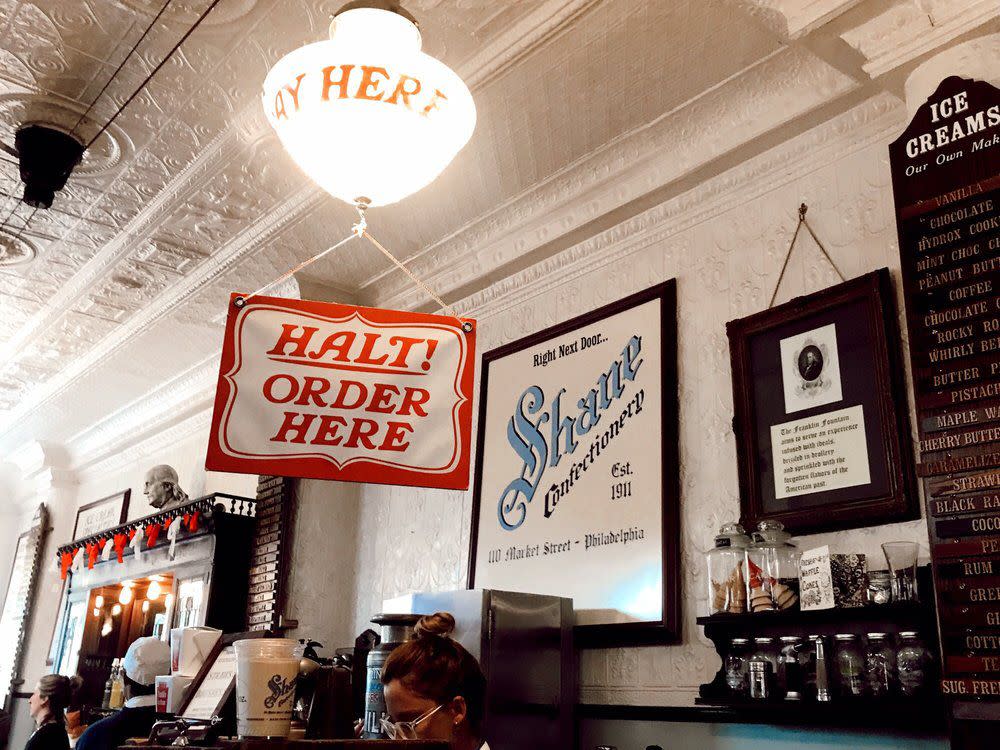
[122,636,171,686]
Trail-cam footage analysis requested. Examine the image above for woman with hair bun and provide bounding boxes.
[25,674,81,750]
[381,612,488,750]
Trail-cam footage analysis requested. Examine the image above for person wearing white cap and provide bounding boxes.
[75,637,170,750]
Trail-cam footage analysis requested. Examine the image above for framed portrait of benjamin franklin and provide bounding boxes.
[727,269,918,535]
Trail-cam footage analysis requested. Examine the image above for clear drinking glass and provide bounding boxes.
[882,542,919,602]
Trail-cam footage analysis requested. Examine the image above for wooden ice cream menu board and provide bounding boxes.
[890,75,1000,702]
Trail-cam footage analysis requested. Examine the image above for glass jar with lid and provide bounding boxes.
[834,633,864,697]
[724,638,750,696]
[706,522,750,614]
[897,631,931,697]
[746,520,800,612]
[864,632,895,697]
[751,637,779,672]
[778,636,805,700]
[748,639,777,701]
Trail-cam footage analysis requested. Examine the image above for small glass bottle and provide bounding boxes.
[746,521,800,612]
[897,631,931,697]
[724,638,750,696]
[834,634,864,698]
[748,658,772,700]
[706,523,750,614]
[864,633,895,697]
[101,659,117,709]
[813,636,831,702]
[779,636,805,700]
[109,660,124,709]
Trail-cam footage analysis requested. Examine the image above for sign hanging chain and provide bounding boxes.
[768,203,846,308]
[234,204,473,333]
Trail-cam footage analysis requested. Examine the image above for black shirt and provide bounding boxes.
[74,706,157,750]
[24,721,69,750]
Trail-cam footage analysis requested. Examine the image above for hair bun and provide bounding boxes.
[414,611,455,640]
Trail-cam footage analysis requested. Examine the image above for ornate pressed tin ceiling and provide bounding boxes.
[0,0,996,462]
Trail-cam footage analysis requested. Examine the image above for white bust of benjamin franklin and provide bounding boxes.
[144,464,189,510]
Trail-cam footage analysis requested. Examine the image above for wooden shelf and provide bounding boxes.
[697,602,933,631]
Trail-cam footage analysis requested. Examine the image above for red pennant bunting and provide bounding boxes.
[163,516,174,530]
[60,549,76,579]
[145,523,161,548]
[187,511,200,532]
[127,528,137,541]
[86,543,99,569]
[113,533,128,563]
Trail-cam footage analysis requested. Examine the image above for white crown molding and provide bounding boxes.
[840,0,1000,78]
[80,408,214,481]
[63,93,902,478]
[0,184,323,449]
[66,354,219,471]
[460,93,903,323]
[363,46,856,312]
[460,0,603,88]
[725,0,861,39]
[0,105,266,368]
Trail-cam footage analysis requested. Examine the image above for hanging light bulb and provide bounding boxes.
[112,603,122,616]
[95,595,104,608]
[101,617,113,637]
[262,2,476,208]
[147,580,161,601]
[119,585,133,605]
[142,600,150,613]
[92,608,100,618]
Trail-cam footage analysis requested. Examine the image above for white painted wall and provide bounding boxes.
[0,415,257,747]
[0,92,941,717]
[347,93,932,706]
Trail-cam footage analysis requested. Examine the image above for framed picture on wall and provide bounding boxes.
[71,489,130,542]
[469,281,680,646]
[727,268,918,536]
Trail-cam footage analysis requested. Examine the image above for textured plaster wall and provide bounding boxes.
[347,94,932,706]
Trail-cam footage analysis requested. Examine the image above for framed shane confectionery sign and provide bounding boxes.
[469,281,680,646]
[727,269,918,535]
[206,293,476,490]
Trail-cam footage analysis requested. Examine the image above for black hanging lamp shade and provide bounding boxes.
[14,124,85,209]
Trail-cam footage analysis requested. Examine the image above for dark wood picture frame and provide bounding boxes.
[0,505,49,705]
[71,489,131,542]
[468,281,680,647]
[177,629,269,719]
[727,268,918,535]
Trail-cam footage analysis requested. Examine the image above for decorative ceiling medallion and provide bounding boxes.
[116,0,259,27]
[0,227,38,267]
[0,93,134,177]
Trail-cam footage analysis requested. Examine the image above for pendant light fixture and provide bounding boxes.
[262,1,476,209]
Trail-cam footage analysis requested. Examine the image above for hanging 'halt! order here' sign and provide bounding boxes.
[206,294,476,490]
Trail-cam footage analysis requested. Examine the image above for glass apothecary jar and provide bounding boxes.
[897,631,932,697]
[834,633,864,698]
[724,638,750,696]
[706,522,750,614]
[746,520,800,612]
[864,632,895,697]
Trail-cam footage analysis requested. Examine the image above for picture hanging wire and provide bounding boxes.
[768,203,846,308]
[233,203,474,334]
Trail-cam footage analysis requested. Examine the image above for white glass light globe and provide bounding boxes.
[262,6,476,208]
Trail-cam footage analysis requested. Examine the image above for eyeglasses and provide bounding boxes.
[380,703,445,739]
